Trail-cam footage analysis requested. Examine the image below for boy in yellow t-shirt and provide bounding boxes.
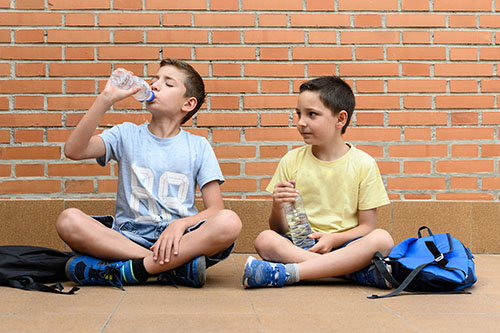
[242,76,394,288]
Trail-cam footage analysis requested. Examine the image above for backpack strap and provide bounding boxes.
[8,276,79,295]
[371,252,400,288]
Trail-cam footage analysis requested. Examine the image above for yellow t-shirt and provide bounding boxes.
[266,144,390,234]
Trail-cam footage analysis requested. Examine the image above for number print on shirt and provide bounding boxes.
[130,164,190,222]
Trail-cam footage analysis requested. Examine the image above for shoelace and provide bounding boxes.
[89,265,124,290]
[157,271,179,288]
[264,264,286,287]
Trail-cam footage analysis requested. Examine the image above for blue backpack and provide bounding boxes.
[369,226,477,299]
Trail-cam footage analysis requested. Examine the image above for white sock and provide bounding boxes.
[284,263,299,285]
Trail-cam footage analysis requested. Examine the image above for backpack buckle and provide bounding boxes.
[434,253,444,262]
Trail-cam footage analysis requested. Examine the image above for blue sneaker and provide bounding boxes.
[347,264,391,289]
[65,255,137,289]
[158,256,206,288]
[242,256,289,288]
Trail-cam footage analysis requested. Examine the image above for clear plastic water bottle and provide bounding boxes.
[109,68,155,102]
[283,183,315,250]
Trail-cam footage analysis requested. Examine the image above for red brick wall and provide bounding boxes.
[1,1,499,200]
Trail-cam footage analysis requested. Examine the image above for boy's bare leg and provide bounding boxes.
[57,208,241,275]
[56,208,152,260]
[254,228,393,281]
[298,229,393,280]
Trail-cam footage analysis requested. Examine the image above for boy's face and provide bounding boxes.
[147,65,192,115]
[296,90,341,146]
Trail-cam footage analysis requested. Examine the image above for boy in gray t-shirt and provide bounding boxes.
[57,59,242,288]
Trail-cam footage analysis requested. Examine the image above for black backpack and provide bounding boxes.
[0,245,79,294]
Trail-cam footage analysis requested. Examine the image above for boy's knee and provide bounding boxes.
[211,209,242,242]
[254,230,276,254]
[56,208,84,236]
[369,228,394,256]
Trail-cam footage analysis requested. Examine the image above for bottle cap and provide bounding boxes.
[144,91,155,103]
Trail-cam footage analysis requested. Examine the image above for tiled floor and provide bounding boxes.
[1,253,499,332]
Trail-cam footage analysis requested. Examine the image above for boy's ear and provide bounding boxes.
[182,97,198,113]
[336,110,348,128]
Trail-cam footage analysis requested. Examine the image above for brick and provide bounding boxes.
[355,96,400,110]
[244,95,297,109]
[0,46,62,60]
[246,162,279,175]
[401,0,430,11]
[146,0,206,10]
[98,46,164,60]
[483,178,500,190]
[0,113,61,127]
[434,31,492,44]
[387,177,446,190]
[196,47,256,60]
[210,0,238,10]
[480,48,500,61]
[402,31,431,44]
[306,0,335,10]
[219,163,240,176]
[356,145,384,158]
[67,80,95,94]
[387,47,446,60]
[48,0,110,9]
[15,164,44,177]
[49,163,110,176]
[0,180,61,194]
[212,63,241,77]
[245,30,304,44]
[355,80,384,93]
[261,80,289,93]
[290,14,350,27]
[16,0,45,9]
[47,96,96,111]
[99,113,151,126]
[98,13,160,26]
[436,95,494,109]
[354,14,382,27]
[338,0,398,11]
[162,13,192,26]
[260,145,288,158]
[355,47,384,60]
[340,63,398,76]
[481,80,500,93]
[356,112,384,126]
[212,31,241,44]
[450,177,478,189]
[482,145,500,157]
[451,112,478,125]
[148,30,208,43]
[450,48,478,61]
[403,194,431,200]
[436,193,493,201]
[344,128,401,141]
[258,14,288,27]
[220,178,257,192]
[308,31,337,44]
[15,96,44,109]
[0,130,10,143]
[308,63,338,76]
[387,79,446,93]
[212,129,241,143]
[293,47,352,60]
[483,112,500,125]
[15,30,44,43]
[451,144,479,157]
[0,12,62,26]
[242,0,302,10]
[0,97,8,110]
[434,0,492,11]
[16,63,45,77]
[66,47,95,60]
[404,161,431,174]
[197,113,257,126]
[210,96,239,109]
[436,128,494,140]
[434,63,493,77]
[0,80,61,93]
[480,15,500,28]
[47,129,72,143]
[48,30,110,43]
[245,64,304,77]
[0,164,10,177]
[14,129,44,143]
[404,128,431,141]
[213,145,256,159]
[402,63,430,76]
[389,144,447,158]
[49,63,110,76]
[195,13,255,27]
[66,13,95,26]
[450,14,477,28]
[386,14,445,27]
[341,31,399,44]
[436,160,493,173]
[97,179,118,193]
[403,96,432,109]
[245,128,301,141]
[65,180,95,193]
[261,113,289,126]
[0,146,61,160]
[205,79,258,94]
[0,29,9,43]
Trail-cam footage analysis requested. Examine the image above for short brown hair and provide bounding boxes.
[160,58,206,125]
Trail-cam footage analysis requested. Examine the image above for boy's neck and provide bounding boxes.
[311,138,350,162]
[148,117,182,138]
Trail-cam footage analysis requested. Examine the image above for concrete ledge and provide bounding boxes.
[0,199,498,253]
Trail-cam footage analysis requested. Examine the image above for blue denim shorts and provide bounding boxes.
[94,215,234,268]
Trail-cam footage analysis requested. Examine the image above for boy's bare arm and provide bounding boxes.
[64,79,139,160]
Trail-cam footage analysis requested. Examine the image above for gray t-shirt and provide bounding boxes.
[97,122,223,226]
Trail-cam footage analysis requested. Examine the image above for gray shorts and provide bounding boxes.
[94,215,234,268]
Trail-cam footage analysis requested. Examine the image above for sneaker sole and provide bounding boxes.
[195,256,207,287]
[242,256,257,288]
[65,255,81,283]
